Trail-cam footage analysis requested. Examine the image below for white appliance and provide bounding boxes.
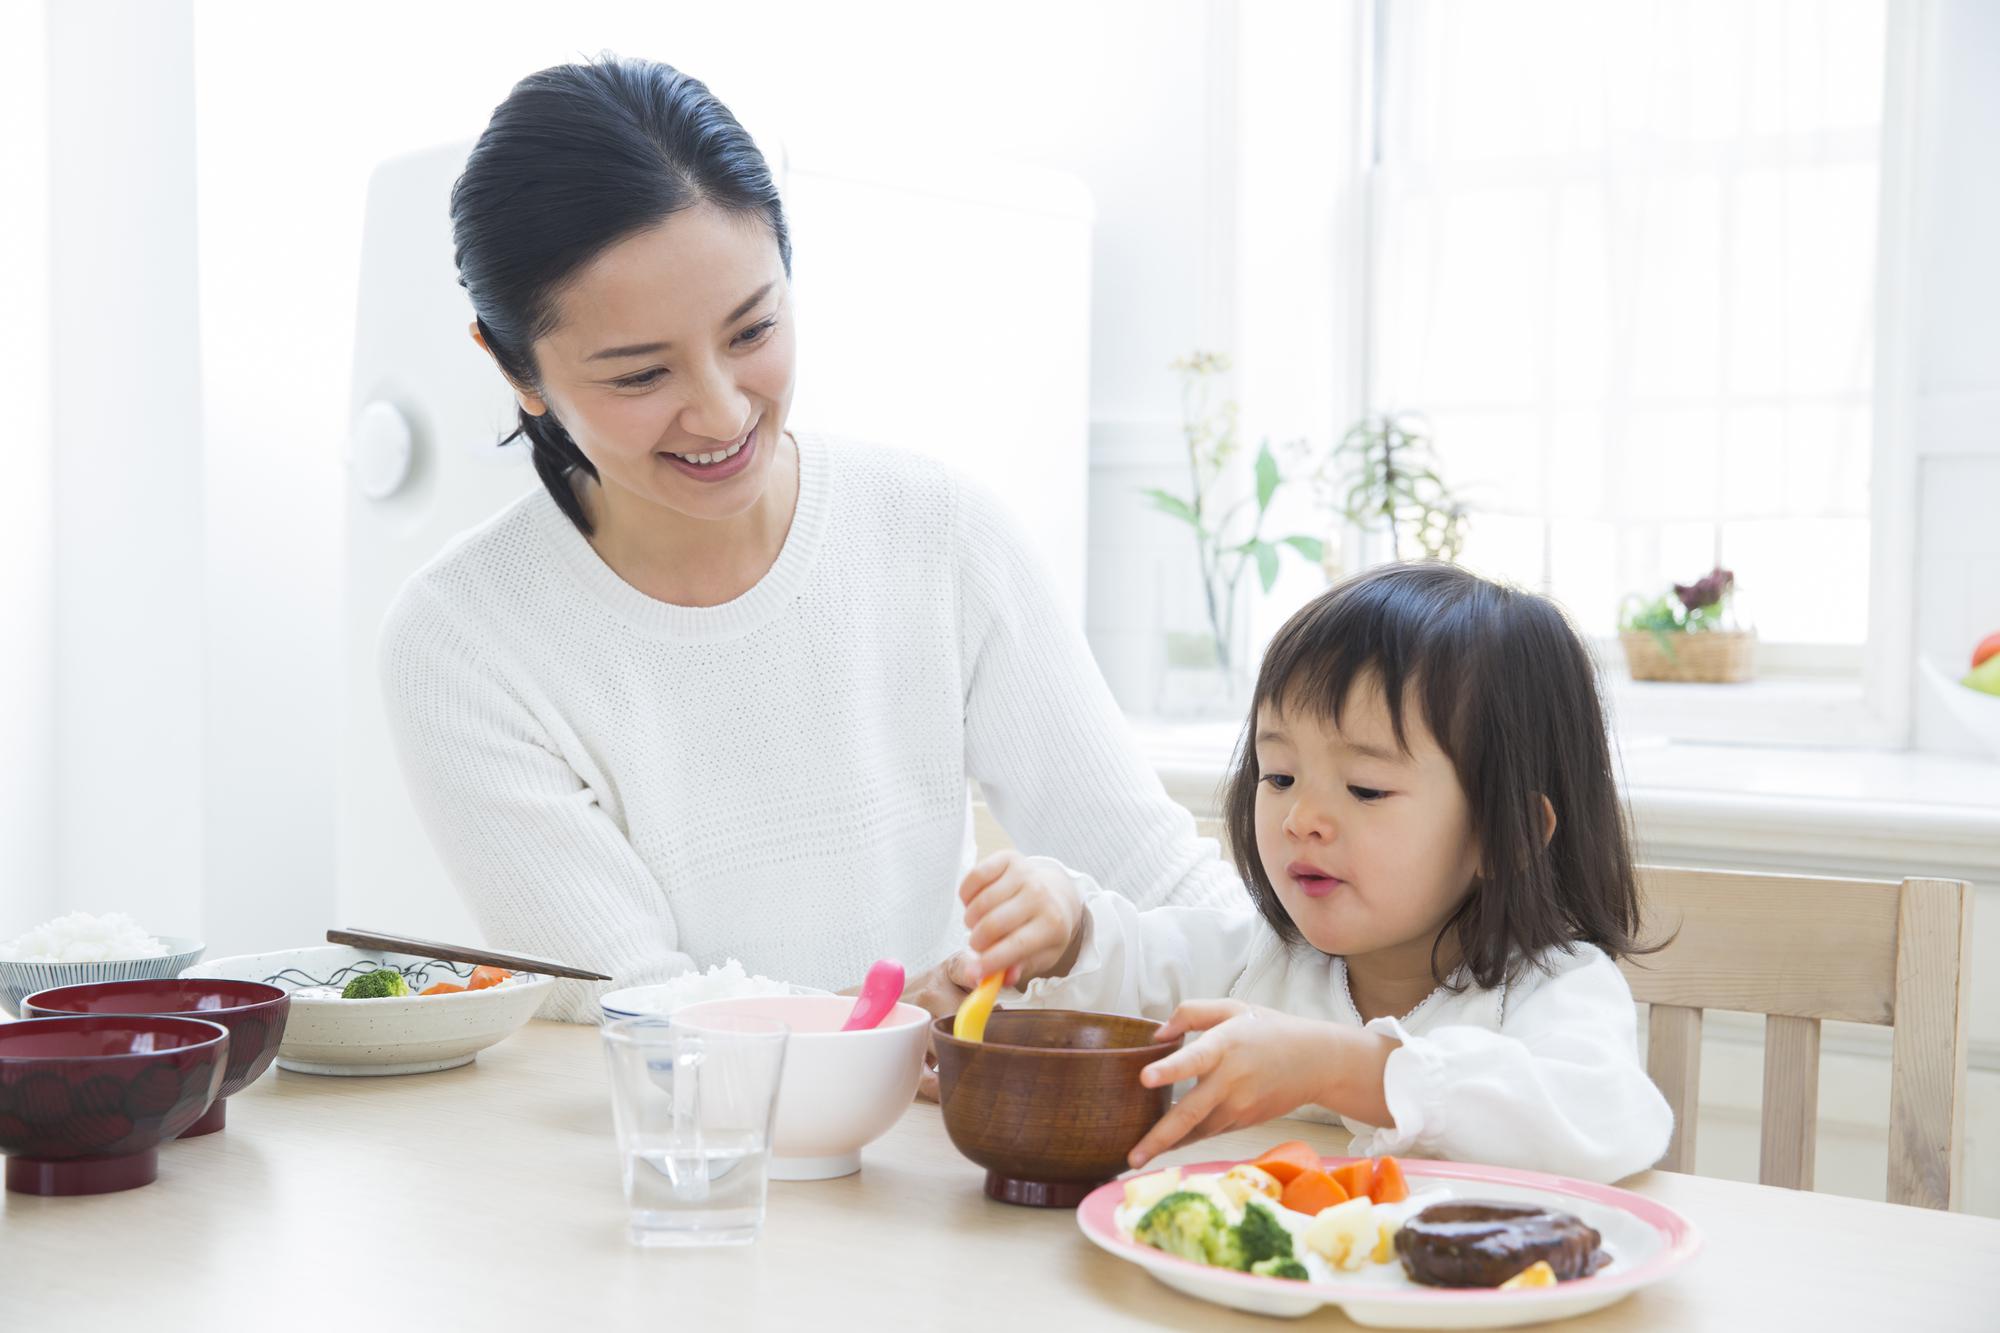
[338,138,1093,942]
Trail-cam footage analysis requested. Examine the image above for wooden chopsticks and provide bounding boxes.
[326,928,612,981]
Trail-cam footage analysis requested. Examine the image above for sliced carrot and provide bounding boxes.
[466,966,513,991]
[1250,1139,1322,1186]
[420,982,466,997]
[1368,1155,1409,1205]
[1279,1167,1349,1216]
[1330,1159,1375,1201]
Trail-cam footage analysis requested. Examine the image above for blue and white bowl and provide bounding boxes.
[0,936,206,1019]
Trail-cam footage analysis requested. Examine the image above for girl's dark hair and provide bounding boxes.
[1222,562,1650,991]
[449,55,791,534]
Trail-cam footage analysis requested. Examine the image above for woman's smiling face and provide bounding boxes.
[518,202,796,523]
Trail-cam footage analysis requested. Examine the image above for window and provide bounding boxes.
[1366,0,1888,669]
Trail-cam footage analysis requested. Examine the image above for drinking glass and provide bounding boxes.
[601,1012,789,1247]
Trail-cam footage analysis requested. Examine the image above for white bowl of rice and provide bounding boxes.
[0,912,205,1018]
[599,958,832,1023]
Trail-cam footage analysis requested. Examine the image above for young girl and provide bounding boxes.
[949,562,1673,1185]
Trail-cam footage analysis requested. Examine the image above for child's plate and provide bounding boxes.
[1076,1156,1701,1329]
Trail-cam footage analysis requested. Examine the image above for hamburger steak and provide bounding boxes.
[1393,1200,1609,1287]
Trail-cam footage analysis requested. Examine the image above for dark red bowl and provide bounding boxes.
[23,976,290,1128]
[23,978,288,1137]
[0,1014,229,1195]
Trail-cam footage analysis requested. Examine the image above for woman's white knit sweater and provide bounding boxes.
[380,433,1240,1021]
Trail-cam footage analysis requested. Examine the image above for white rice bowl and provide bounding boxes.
[600,958,831,1022]
[183,945,552,1075]
[0,913,204,1017]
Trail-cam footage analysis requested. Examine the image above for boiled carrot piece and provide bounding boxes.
[466,965,513,991]
[1330,1159,1375,1201]
[420,982,466,996]
[1279,1167,1349,1216]
[1368,1155,1409,1204]
[1250,1139,1321,1186]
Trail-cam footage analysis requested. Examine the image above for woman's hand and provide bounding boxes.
[899,952,982,1100]
[1124,1000,1397,1169]
[959,850,1086,987]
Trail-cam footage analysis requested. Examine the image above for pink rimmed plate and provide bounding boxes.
[1076,1156,1701,1329]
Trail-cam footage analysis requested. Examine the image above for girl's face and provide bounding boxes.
[1251,678,1481,964]
[512,203,797,524]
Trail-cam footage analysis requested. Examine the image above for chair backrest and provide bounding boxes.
[1620,866,1973,1211]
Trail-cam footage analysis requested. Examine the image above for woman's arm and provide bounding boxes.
[379,582,693,1023]
[953,478,1242,913]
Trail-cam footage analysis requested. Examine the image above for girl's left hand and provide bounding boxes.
[1125,1000,1395,1169]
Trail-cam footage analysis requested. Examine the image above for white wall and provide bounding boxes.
[0,0,57,937]
[1908,0,2000,754]
[40,0,207,940]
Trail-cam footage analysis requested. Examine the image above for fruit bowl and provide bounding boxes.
[1920,656,2000,760]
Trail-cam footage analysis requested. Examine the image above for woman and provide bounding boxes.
[381,55,1235,1024]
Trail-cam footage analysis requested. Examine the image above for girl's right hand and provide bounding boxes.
[959,850,1087,986]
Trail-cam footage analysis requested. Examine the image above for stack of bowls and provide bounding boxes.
[23,979,290,1136]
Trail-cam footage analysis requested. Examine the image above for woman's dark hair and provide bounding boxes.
[450,55,791,534]
[1222,562,1652,991]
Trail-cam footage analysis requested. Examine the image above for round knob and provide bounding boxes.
[350,401,414,499]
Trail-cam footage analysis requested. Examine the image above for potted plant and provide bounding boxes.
[1619,567,1755,683]
[1142,351,1324,696]
[1300,413,1468,577]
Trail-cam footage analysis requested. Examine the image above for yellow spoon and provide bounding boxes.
[952,971,1006,1041]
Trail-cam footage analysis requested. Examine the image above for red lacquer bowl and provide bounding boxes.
[24,979,289,1137]
[0,1015,229,1195]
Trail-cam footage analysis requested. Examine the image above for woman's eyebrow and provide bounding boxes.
[585,282,777,361]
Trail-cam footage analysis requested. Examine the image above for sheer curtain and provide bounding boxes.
[1369,0,1886,658]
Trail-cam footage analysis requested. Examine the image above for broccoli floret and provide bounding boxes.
[341,968,409,999]
[1235,1199,1298,1268]
[1250,1256,1310,1282]
[1135,1191,1244,1269]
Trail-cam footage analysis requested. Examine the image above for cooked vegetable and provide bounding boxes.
[1279,1167,1349,1216]
[1368,1155,1409,1204]
[1303,1195,1381,1271]
[1499,1260,1557,1290]
[1249,1139,1320,1185]
[420,982,466,996]
[1219,1162,1283,1207]
[1134,1191,1243,1269]
[1330,1159,1375,1200]
[1250,1256,1311,1281]
[1123,1167,1183,1212]
[340,968,409,1000]
[466,965,513,991]
[1233,1198,1298,1268]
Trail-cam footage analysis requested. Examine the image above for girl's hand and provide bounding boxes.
[899,952,981,1100]
[959,850,1085,986]
[1125,1000,1397,1169]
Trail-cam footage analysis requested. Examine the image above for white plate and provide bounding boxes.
[183,946,552,1076]
[1078,1156,1701,1329]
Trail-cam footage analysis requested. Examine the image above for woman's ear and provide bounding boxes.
[467,320,548,417]
[1538,794,1558,847]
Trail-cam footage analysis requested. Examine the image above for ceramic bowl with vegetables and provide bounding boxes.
[181,945,551,1076]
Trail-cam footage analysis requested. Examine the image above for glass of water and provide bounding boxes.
[601,1012,789,1248]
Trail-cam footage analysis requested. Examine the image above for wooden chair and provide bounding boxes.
[1621,866,1973,1210]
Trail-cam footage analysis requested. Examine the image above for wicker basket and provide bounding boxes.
[1619,629,1756,683]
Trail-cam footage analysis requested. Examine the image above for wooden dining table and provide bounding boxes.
[2,1020,1995,1329]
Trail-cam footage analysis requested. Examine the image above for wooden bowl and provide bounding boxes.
[932,1009,1177,1208]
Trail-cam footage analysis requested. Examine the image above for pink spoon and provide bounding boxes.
[840,959,906,1032]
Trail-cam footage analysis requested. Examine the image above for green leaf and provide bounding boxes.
[1254,442,1280,515]
[1141,488,1198,526]
[1281,535,1325,563]
[1252,541,1280,592]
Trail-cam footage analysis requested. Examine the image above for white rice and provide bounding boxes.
[631,959,794,1012]
[0,911,167,964]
